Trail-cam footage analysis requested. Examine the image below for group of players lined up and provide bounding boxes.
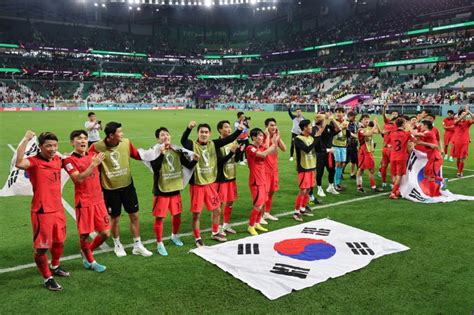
[286,104,473,204]
[15,105,473,292]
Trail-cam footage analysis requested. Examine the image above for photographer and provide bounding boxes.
[234,112,250,165]
[84,112,102,147]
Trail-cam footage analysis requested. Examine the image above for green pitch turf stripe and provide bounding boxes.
[1,174,473,275]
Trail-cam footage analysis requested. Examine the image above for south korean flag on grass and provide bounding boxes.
[191,219,409,300]
[0,136,68,197]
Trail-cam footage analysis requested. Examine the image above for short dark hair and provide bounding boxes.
[447,110,454,115]
[426,114,435,120]
[237,112,244,119]
[359,114,370,121]
[347,111,357,118]
[264,118,276,127]
[395,117,405,128]
[155,127,169,138]
[299,119,311,131]
[38,132,58,145]
[250,128,263,139]
[335,107,344,113]
[217,120,230,131]
[197,123,211,132]
[104,121,122,138]
[421,120,433,130]
[422,109,432,115]
[409,116,417,120]
[70,129,88,141]
[87,112,96,117]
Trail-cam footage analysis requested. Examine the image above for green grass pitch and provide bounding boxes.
[0,109,473,314]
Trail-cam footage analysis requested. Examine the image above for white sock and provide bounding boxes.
[112,237,121,246]
[51,265,59,270]
[157,241,164,246]
[171,233,178,238]
[133,237,141,246]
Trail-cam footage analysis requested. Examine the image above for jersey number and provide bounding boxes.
[394,140,402,152]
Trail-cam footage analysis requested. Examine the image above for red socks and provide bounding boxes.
[458,161,464,174]
[392,184,399,194]
[249,209,260,226]
[193,229,201,239]
[301,194,309,209]
[212,223,219,234]
[294,194,304,210]
[90,235,105,251]
[223,205,232,224]
[369,178,376,188]
[50,242,63,267]
[381,167,387,184]
[80,238,94,263]
[34,252,52,279]
[154,219,164,242]
[265,195,273,214]
[172,216,181,235]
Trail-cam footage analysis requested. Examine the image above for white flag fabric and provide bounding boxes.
[400,149,474,203]
[191,218,409,300]
[0,136,69,197]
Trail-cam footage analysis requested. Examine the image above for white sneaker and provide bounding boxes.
[327,184,340,195]
[444,155,448,161]
[114,243,127,257]
[132,243,153,257]
[317,186,326,197]
[263,213,279,221]
[382,182,387,188]
[449,157,454,162]
[259,217,268,225]
[239,161,246,166]
[289,157,294,161]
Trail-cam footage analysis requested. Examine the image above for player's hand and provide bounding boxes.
[91,152,105,167]
[264,127,270,137]
[23,130,35,141]
[188,121,197,129]
[193,153,200,161]
[230,144,239,153]
[237,122,244,131]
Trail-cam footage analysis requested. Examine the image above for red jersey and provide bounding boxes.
[63,152,105,207]
[26,154,63,213]
[452,120,473,145]
[263,135,278,173]
[442,117,455,134]
[383,123,396,146]
[246,144,267,186]
[433,126,441,143]
[417,130,440,159]
[389,130,413,161]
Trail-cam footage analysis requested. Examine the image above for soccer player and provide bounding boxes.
[293,119,321,221]
[246,128,279,235]
[63,130,110,272]
[181,120,243,247]
[442,110,455,162]
[345,111,359,179]
[150,127,198,256]
[313,112,340,197]
[262,118,286,223]
[332,107,350,191]
[89,122,152,257]
[424,114,443,153]
[379,103,397,188]
[84,112,102,147]
[451,107,474,177]
[387,118,414,199]
[15,131,68,291]
[215,120,241,235]
[414,120,444,196]
[356,115,384,193]
[234,112,250,165]
[287,104,305,161]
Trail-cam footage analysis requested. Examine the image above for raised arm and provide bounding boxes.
[287,105,296,120]
[181,121,196,150]
[15,130,35,170]
[67,153,105,184]
[214,123,243,148]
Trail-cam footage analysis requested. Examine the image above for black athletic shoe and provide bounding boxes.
[44,278,63,291]
[350,175,356,179]
[303,206,315,216]
[357,187,365,193]
[195,238,204,248]
[372,187,384,193]
[335,185,345,191]
[51,266,70,277]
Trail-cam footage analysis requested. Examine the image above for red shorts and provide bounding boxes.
[265,171,280,193]
[250,184,267,207]
[451,143,469,159]
[381,147,391,167]
[190,184,220,213]
[424,156,443,179]
[358,149,375,170]
[390,160,407,176]
[298,171,315,189]
[152,194,183,218]
[215,181,238,203]
[444,132,454,146]
[31,210,66,249]
[75,203,110,235]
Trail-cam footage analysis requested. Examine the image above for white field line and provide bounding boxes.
[1,174,474,275]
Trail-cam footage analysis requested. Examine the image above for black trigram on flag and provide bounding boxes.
[270,263,310,279]
[346,242,375,255]
[7,169,20,188]
[409,188,426,202]
[237,243,260,255]
[301,227,331,236]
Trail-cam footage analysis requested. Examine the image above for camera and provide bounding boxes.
[98,120,102,125]
[368,121,374,128]
[246,116,251,121]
